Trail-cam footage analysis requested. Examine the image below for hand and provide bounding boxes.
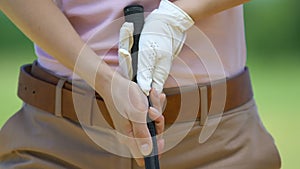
[137,0,194,95]
[101,75,165,166]
[111,23,166,166]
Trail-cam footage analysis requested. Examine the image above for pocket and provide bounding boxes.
[224,102,282,169]
[201,100,282,169]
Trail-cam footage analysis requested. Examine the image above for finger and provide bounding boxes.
[118,22,134,79]
[131,122,153,156]
[159,92,166,106]
[148,107,164,136]
[137,47,156,96]
[160,92,167,112]
[149,88,161,111]
[114,121,145,166]
[157,137,165,159]
[116,130,145,167]
[119,22,134,51]
[149,89,166,111]
[137,30,160,95]
[149,89,165,136]
[151,55,172,94]
[144,27,172,94]
[118,49,132,79]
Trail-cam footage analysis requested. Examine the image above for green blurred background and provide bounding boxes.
[0,0,299,168]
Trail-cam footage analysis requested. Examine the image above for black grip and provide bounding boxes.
[145,97,160,169]
[124,5,160,169]
[124,5,144,82]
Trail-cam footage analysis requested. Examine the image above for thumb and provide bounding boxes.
[132,122,153,156]
[118,49,133,79]
[118,22,134,79]
[119,22,134,51]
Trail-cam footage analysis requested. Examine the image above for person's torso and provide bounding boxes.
[36,0,246,87]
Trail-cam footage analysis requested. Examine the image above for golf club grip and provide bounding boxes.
[124,5,160,169]
[124,5,144,82]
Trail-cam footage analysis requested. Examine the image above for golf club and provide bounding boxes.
[124,4,160,169]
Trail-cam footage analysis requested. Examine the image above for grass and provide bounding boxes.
[0,49,35,125]
[246,50,300,169]
[0,48,299,168]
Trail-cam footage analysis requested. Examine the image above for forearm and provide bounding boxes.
[173,0,250,21]
[0,0,114,96]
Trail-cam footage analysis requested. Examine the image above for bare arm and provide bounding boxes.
[173,0,250,21]
[0,1,166,165]
[0,0,113,95]
[0,0,250,90]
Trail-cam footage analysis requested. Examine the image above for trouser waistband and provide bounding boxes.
[17,61,253,127]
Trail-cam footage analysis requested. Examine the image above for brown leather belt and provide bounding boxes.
[17,62,253,127]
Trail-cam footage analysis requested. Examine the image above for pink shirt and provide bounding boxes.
[36,0,246,88]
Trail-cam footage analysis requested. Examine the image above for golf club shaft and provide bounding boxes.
[124,5,160,169]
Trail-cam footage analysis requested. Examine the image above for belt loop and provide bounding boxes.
[199,86,208,126]
[55,78,67,117]
[71,80,94,126]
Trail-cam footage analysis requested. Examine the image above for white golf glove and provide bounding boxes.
[137,0,194,95]
[118,0,194,95]
[118,22,134,80]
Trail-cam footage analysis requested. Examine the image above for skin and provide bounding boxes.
[0,0,250,167]
[174,0,251,21]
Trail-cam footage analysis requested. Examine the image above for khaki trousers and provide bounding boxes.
[0,99,281,169]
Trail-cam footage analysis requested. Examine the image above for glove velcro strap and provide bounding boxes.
[156,0,194,31]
